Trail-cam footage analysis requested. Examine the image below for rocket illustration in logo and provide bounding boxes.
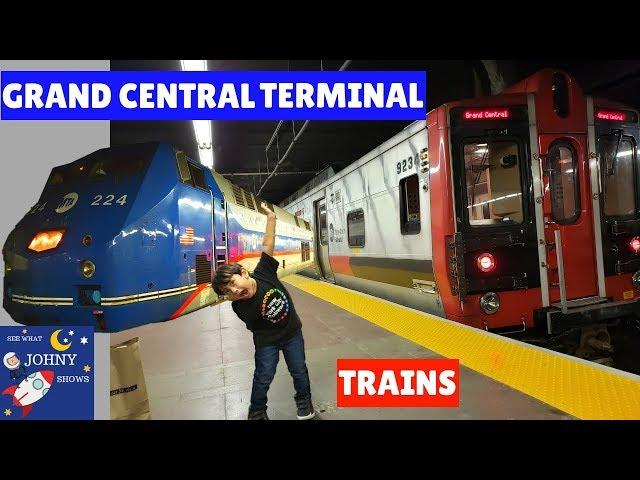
[2,371,54,417]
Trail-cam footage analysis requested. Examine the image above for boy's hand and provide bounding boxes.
[261,202,276,218]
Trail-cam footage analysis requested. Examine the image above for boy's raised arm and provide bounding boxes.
[261,202,276,257]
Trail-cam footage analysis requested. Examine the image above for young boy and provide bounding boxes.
[213,202,315,420]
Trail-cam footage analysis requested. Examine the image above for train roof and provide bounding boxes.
[281,120,426,208]
[211,170,310,231]
[47,141,162,170]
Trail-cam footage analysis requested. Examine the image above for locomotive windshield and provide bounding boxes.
[464,140,524,225]
[46,143,157,187]
[599,133,636,217]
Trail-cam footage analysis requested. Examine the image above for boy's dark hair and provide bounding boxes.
[212,263,244,295]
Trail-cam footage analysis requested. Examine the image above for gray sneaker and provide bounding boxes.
[296,399,316,420]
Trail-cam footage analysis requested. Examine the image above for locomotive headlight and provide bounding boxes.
[480,292,500,314]
[4,262,10,274]
[28,230,64,252]
[80,260,96,278]
[632,271,640,290]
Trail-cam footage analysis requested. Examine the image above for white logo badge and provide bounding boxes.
[55,192,79,214]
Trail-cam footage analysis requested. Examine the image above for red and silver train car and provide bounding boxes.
[281,69,640,352]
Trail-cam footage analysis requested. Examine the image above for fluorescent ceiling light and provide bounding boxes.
[180,60,207,71]
[198,147,214,169]
[193,120,211,149]
[180,59,213,168]
[193,119,213,169]
[470,192,522,208]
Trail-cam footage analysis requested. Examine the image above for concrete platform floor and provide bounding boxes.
[110,283,572,420]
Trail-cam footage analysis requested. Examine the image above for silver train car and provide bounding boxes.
[280,120,442,316]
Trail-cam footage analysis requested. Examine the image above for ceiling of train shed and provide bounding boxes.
[109,59,640,204]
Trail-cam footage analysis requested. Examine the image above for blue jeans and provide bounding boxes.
[249,329,311,413]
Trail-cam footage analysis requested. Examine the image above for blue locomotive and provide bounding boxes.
[2,142,313,332]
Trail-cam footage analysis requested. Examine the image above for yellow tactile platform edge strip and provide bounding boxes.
[282,274,640,419]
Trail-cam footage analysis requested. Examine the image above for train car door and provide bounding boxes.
[590,100,640,282]
[176,156,214,287]
[213,195,228,269]
[539,134,600,302]
[314,198,335,282]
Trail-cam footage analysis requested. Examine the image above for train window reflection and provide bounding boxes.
[188,162,207,190]
[464,140,523,226]
[347,209,365,247]
[318,203,328,245]
[400,174,421,234]
[46,143,156,187]
[549,142,580,224]
[176,151,193,186]
[600,134,636,217]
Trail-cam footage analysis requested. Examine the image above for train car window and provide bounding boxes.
[176,151,193,186]
[549,142,580,224]
[600,134,636,217]
[304,220,310,230]
[187,163,207,190]
[87,154,149,179]
[301,241,310,261]
[400,174,421,234]
[464,140,524,226]
[347,209,365,247]
[46,168,69,186]
[318,204,328,245]
[47,143,156,186]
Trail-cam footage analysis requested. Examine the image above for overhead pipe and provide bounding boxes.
[258,60,352,196]
[222,171,317,176]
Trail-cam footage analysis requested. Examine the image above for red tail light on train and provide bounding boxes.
[630,237,640,254]
[477,253,496,273]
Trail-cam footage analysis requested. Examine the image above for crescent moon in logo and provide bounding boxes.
[50,329,72,352]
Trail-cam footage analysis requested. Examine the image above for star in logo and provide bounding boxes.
[21,329,27,334]
[83,365,91,373]
[4,409,11,416]
[68,330,74,336]
[63,338,69,343]
[80,337,88,345]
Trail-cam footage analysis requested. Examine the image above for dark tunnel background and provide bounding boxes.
[110,60,640,203]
